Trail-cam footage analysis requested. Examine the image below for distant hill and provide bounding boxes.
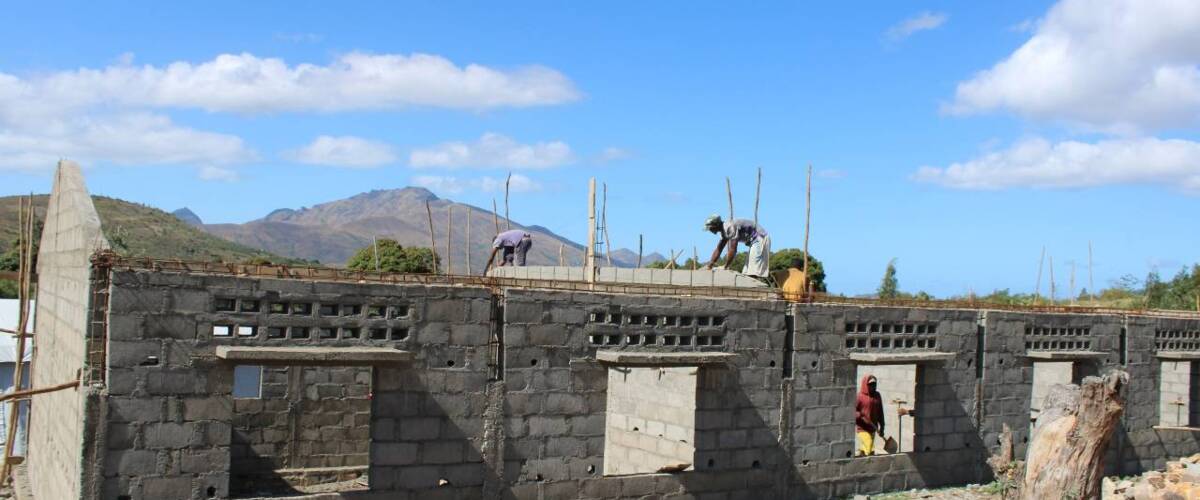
[172,207,203,226]
[0,195,300,264]
[196,187,663,270]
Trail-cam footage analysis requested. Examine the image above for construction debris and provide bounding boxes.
[1104,453,1200,499]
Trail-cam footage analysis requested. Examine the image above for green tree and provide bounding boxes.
[768,248,827,292]
[346,239,439,274]
[878,258,899,299]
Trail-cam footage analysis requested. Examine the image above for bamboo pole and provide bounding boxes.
[504,172,512,231]
[559,243,564,266]
[446,206,452,275]
[725,177,734,220]
[585,179,596,283]
[753,166,762,228]
[466,213,472,275]
[802,164,814,294]
[425,200,439,274]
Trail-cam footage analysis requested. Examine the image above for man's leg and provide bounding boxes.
[744,236,770,277]
[501,247,515,266]
[857,431,874,456]
[514,236,532,266]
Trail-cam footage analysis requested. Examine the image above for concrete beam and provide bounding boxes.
[1155,351,1200,360]
[848,352,956,364]
[1022,351,1108,360]
[595,351,736,366]
[214,346,413,365]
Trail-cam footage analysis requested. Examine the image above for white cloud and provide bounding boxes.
[198,165,240,182]
[0,112,256,171]
[2,51,578,115]
[596,147,632,163]
[912,137,1200,192]
[946,0,1200,132]
[411,173,543,194]
[286,135,397,168]
[885,12,948,41]
[409,133,573,169]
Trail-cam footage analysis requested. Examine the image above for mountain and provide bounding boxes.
[0,195,301,264]
[199,187,656,269]
[172,207,203,226]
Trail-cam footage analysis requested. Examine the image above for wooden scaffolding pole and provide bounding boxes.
[602,183,612,267]
[504,172,512,231]
[725,177,734,220]
[585,178,597,283]
[445,206,452,275]
[492,199,501,236]
[802,164,813,295]
[425,200,439,274]
[3,196,33,481]
[1088,241,1095,304]
[1035,246,1046,304]
[466,213,472,275]
[753,166,762,228]
[637,234,643,268]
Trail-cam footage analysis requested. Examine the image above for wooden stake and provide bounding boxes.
[559,243,564,266]
[465,213,472,275]
[602,182,612,267]
[492,199,501,236]
[725,177,734,220]
[585,178,596,283]
[446,206,452,275]
[637,234,643,268]
[692,246,698,271]
[802,164,813,295]
[1088,241,1095,303]
[1048,255,1056,303]
[372,236,380,272]
[753,166,762,228]
[425,200,439,274]
[505,172,512,231]
[1035,246,1046,303]
[1070,261,1076,305]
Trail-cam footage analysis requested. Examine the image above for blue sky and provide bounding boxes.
[2,1,1198,296]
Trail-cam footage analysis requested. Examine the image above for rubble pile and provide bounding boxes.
[1104,454,1200,499]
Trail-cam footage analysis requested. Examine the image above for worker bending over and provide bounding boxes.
[703,215,771,278]
[484,229,533,274]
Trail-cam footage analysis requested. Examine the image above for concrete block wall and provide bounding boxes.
[230,365,371,493]
[36,257,1200,499]
[501,288,788,499]
[791,305,988,498]
[28,161,111,500]
[99,268,496,499]
[602,366,697,475]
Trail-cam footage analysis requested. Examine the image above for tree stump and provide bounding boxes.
[1020,370,1128,500]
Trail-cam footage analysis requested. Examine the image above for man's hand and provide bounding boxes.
[878,427,885,437]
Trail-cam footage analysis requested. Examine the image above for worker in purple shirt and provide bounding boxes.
[484,229,533,274]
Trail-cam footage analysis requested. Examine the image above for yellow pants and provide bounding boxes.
[857,431,874,456]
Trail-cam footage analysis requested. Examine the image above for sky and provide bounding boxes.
[2,0,1199,297]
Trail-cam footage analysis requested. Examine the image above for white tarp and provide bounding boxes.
[0,299,34,363]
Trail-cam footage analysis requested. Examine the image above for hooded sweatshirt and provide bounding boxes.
[855,374,884,434]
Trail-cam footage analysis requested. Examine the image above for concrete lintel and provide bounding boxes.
[848,352,955,364]
[1155,351,1200,360]
[1153,426,1200,433]
[215,346,413,365]
[1022,351,1108,360]
[596,351,735,366]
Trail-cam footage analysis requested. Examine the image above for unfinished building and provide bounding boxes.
[16,162,1200,499]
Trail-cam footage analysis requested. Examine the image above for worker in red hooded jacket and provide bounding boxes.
[855,374,885,456]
